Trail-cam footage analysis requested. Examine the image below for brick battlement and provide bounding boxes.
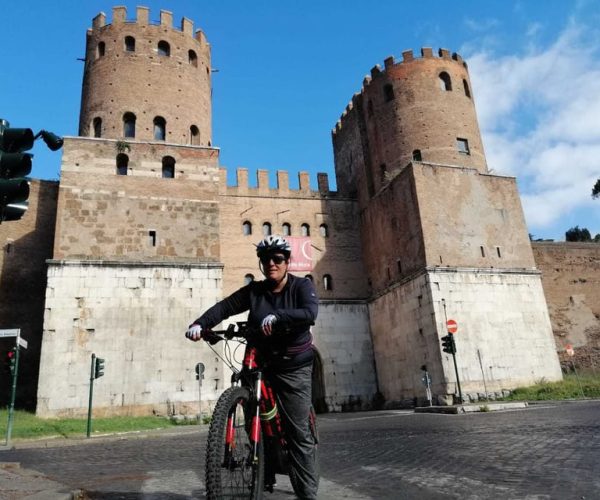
[91,6,206,43]
[220,168,336,198]
[332,47,468,136]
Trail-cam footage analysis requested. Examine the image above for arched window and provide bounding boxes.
[123,112,136,138]
[463,79,471,98]
[92,117,102,138]
[190,125,200,145]
[412,149,422,161]
[125,36,135,52]
[116,154,129,175]
[244,274,255,285]
[162,156,175,178]
[384,84,394,102]
[157,40,170,57]
[242,221,252,236]
[439,72,452,91]
[154,116,166,141]
[301,223,310,237]
[323,274,333,291]
[282,223,291,236]
[96,41,105,59]
[305,274,313,282]
[188,50,198,67]
[319,224,329,237]
[262,222,272,236]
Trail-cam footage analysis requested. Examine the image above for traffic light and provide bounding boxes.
[94,357,105,379]
[441,334,456,354]
[7,348,17,375]
[0,120,34,222]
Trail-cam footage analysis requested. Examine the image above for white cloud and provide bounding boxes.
[466,22,600,236]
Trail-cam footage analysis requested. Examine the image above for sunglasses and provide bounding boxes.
[260,254,287,265]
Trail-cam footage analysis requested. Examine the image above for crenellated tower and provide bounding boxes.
[333,48,486,203]
[79,6,212,146]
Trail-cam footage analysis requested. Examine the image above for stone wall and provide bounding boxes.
[55,137,220,261]
[369,268,562,406]
[37,261,224,417]
[0,180,59,408]
[532,242,600,371]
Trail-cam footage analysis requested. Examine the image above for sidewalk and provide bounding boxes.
[0,462,81,500]
[0,425,206,499]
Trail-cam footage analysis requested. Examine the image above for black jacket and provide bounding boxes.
[194,274,318,369]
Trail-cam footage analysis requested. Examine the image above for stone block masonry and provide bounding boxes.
[37,261,225,418]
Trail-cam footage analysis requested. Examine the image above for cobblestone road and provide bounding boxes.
[1,400,599,499]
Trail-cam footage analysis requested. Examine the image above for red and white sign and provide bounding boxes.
[565,344,575,357]
[287,237,313,272]
[447,319,458,334]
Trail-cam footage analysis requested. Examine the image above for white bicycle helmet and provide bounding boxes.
[256,235,291,259]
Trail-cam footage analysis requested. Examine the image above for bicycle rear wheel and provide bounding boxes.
[206,386,264,499]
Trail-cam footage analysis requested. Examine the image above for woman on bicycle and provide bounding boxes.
[186,235,319,499]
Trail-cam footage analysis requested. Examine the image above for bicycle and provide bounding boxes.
[202,321,318,499]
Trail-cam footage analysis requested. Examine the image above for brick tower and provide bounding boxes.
[78,6,212,146]
[332,48,561,405]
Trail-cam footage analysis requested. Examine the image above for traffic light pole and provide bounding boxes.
[87,353,96,438]
[5,345,20,446]
[450,344,463,404]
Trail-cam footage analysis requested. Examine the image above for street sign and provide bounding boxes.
[447,319,458,334]
[0,329,19,338]
[565,344,575,357]
[17,337,28,349]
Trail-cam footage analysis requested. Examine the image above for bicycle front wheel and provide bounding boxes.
[206,386,264,499]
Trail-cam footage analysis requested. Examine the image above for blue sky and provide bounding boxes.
[1,0,599,240]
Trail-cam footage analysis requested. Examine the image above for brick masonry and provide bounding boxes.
[1,7,596,415]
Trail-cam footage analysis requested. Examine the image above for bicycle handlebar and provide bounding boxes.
[205,320,313,344]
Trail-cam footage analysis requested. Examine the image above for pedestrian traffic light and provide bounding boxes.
[441,334,456,354]
[0,120,34,222]
[94,357,105,379]
[7,347,17,375]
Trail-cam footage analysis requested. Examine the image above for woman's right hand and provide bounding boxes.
[185,324,203,341]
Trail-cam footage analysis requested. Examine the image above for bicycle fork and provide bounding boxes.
[250,372,263,464]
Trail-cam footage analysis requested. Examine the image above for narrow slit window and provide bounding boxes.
[92,117,102,138]
[480,246,486,258]
[190,125,200,145]
[96,41,105,59]
[282,223,291,236]
[242,221,252,236]
[149,230,157,247]
[157,40,170,57]
[188,50,198,67]
[162,156,175,179]
[123,112,136,138]
[496,246,502,258]
[319,224,329,237]
[384,84,394,102]
[323,274,333,291]
[116,153,129,175]
[397,259,402,274]
[463,79,471,98]
[154,116,166,141]
[412,149,422,161]
[439,72,452,91]
[125,36,135,52]
[262,222,272,236]
[301,223,310,237]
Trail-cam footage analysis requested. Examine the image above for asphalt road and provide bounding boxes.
[1,400,599,499]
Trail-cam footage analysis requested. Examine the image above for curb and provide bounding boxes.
[0,462,83,499]
[415,401,528,414]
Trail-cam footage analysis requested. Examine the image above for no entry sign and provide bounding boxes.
[447,319,458,334]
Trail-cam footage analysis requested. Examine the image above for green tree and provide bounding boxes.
[565,226,592,242]
[592,178,600,199]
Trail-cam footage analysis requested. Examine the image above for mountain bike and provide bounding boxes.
[202,321,318,499]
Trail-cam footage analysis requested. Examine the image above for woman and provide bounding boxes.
[185,235,319,499]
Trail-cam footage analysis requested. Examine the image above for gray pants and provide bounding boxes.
[269,364,319,500]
